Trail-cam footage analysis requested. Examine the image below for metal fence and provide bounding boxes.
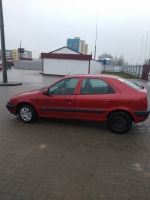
[123,65,143,78]
[14,61,42,70]
[102,65,123,72]
[102,65,143,78]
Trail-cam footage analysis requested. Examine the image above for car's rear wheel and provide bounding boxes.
[107,112,132,134]
[19,104,36,123]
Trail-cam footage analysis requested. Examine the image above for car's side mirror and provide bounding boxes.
[43,89,54,95]
[42,89,48,95]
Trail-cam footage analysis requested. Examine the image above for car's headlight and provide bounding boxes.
[7,99,14,104]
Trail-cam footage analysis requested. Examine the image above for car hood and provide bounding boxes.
[12,89,40,98]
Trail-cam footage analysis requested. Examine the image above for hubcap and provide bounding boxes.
[20,107,32,122]
[114,116,126,128]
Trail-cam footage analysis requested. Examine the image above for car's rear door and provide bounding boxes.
[75,77,120,121]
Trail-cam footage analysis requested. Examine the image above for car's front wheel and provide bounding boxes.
[19,104,36,123]
[107,111,132,134]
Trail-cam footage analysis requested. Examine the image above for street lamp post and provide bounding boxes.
[0,0,7,83]
[19,40,22,61]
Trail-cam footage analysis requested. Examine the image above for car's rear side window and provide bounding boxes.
[118,78,141,90]
[80,78,116,94]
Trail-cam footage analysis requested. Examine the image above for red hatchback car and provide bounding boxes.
[6,74,149,134]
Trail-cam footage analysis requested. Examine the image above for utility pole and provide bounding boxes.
[144,31,149,63]
[94,15,98,60]
[140,35,144,65]
[19,40,22,61]
[0,0,7,83]
[149,48,150,64]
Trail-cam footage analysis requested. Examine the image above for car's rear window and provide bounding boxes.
[118,77,141,90]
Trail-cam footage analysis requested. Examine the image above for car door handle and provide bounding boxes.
[65,100,71,103]
[103,100,110,103]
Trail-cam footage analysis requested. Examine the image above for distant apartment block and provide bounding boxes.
[0,49,32,61]
[67,37,88,54]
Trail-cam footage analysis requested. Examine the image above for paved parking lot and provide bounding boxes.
[0,69,150,200]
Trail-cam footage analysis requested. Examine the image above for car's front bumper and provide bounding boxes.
[6,103,17,115]
[6,103,14,110]
[134,108,150,117]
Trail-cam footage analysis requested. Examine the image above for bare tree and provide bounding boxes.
[98,53,114,60]
[113,55,118,65]
[117,55,124,66]
[98,53,127,66]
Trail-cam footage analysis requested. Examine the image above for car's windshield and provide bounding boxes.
[118,77,142,90]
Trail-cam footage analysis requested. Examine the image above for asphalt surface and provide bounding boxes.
[0,68,150,200]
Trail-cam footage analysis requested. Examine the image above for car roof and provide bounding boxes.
[66,74,119,79]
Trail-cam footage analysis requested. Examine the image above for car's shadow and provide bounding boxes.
[9,114,139,136]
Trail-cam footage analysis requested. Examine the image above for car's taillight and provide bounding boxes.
[140,98,147,105]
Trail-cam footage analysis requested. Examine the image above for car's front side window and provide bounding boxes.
[48,78,79,95]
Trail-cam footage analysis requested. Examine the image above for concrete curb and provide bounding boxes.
[0,82,22,86]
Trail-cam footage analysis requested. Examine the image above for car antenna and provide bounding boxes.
[66,60,83,76]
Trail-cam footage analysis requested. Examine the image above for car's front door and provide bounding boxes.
[38,77,79,118]
[75,78,120,121]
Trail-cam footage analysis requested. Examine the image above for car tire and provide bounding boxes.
[19,104,36,123]
[107,111,132,134]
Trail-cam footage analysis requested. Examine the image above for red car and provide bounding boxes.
[0,65,2,71]
[6,74,149,134]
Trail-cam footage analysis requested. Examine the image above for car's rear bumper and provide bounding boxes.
[134,108,150,117]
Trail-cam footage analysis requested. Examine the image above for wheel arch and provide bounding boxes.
[16,102,38,116]
[106,110,134,122]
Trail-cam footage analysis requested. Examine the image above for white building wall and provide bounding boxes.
[90,60,102,74]
[43,58,102,76]
[22,52,27,58]
[43,59,88,75]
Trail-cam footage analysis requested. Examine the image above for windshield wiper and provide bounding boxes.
[132,82,144,89]
[39,87,46,91]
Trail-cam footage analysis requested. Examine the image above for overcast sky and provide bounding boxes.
[2,0,150,64]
